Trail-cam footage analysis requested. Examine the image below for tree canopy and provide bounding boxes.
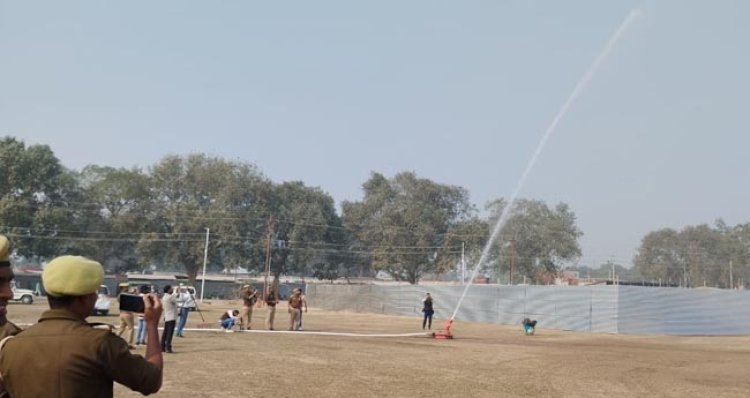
[13,135,749,289]
[634,220,749,288]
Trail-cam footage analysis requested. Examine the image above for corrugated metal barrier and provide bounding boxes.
[306,284,750,335]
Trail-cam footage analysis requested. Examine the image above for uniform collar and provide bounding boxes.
[38,308,89,324]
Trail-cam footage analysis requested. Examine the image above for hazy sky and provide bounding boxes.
[1,1,748,268]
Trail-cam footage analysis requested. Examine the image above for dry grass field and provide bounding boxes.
[8,299,750,397]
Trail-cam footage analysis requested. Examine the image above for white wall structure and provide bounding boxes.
[307,284,750,335]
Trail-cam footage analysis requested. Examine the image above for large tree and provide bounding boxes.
[136,154,239,282]
[72,165,153,272]
[342,172,473,284]
[635,221,748,288]
[0,136,81,260]
[266,181,343,278]
[487,199,583,284]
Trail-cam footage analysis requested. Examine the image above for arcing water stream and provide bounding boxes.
[450,10,642,320]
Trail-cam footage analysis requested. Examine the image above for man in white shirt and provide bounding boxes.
[160,285,178,353]
[220,309,240,332]
[174,284,193,337]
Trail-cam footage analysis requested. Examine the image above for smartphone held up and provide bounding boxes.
[119,293,145,313]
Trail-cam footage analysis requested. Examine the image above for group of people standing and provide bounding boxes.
[117,283,196,354]
[222,285,307,332]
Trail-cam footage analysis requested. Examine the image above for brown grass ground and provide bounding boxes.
[8,299,750,397]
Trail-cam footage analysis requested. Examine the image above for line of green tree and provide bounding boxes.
[1,136,748,287]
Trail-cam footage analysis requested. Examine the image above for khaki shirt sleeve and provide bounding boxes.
[98,333,162,395]
[0,323,21,340]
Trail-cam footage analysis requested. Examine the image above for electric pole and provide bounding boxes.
[263,215,275,302]
[460,242,465,286]
[509,239,516,285]
[200,228,209,303]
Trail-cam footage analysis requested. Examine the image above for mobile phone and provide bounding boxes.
[119,293,145,313]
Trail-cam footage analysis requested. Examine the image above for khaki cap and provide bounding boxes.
[43,255,104,297]
[0,235,9,264]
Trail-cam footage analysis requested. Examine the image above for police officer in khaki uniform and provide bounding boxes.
[0,255,164,397]
[0,235,22,340]
[288,288,304,331]
[238,284,257,330]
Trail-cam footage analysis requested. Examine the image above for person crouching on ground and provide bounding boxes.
[0,255,164,397]
[221,310,240,332]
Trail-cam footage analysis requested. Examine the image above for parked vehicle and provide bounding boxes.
[11,281,34,304]
[93,285,112,315]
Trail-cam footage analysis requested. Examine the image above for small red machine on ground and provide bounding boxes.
[432,319,453,339]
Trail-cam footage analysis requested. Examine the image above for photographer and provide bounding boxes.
[0,255,163,397]
[174,284,194,338]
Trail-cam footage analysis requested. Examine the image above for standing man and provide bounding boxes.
[0,255,163,397]
[422,293,434,330]
[265,288,279,330]
[135,285,150,345]
[160,285,177,353]
[288,288,303,331]
[117,284,135,348]
[174,284,193,337]
[297,289,308,330]
[0,235,21,339]
[238,284,257,331]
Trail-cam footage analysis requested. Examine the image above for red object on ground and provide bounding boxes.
[433,319,453,339]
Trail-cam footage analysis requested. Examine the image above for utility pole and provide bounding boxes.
[509,239,516,286]
[263,215,275,302]
[200,228,209,303]
[460,242,465,286]
[729,260,734,289]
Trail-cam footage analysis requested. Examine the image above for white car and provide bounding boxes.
[93,285,112,315]
[11,282,34,304]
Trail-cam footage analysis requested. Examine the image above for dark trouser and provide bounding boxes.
[422,312,433,329]
[161,320,176,352]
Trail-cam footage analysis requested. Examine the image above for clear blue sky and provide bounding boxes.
[1,0,748,268]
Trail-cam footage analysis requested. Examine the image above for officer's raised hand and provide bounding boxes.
[143,293,163,324]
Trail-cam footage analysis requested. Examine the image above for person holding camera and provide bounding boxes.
[0,255,164,397]
[174,284,194,337]
[160,285,178,353]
